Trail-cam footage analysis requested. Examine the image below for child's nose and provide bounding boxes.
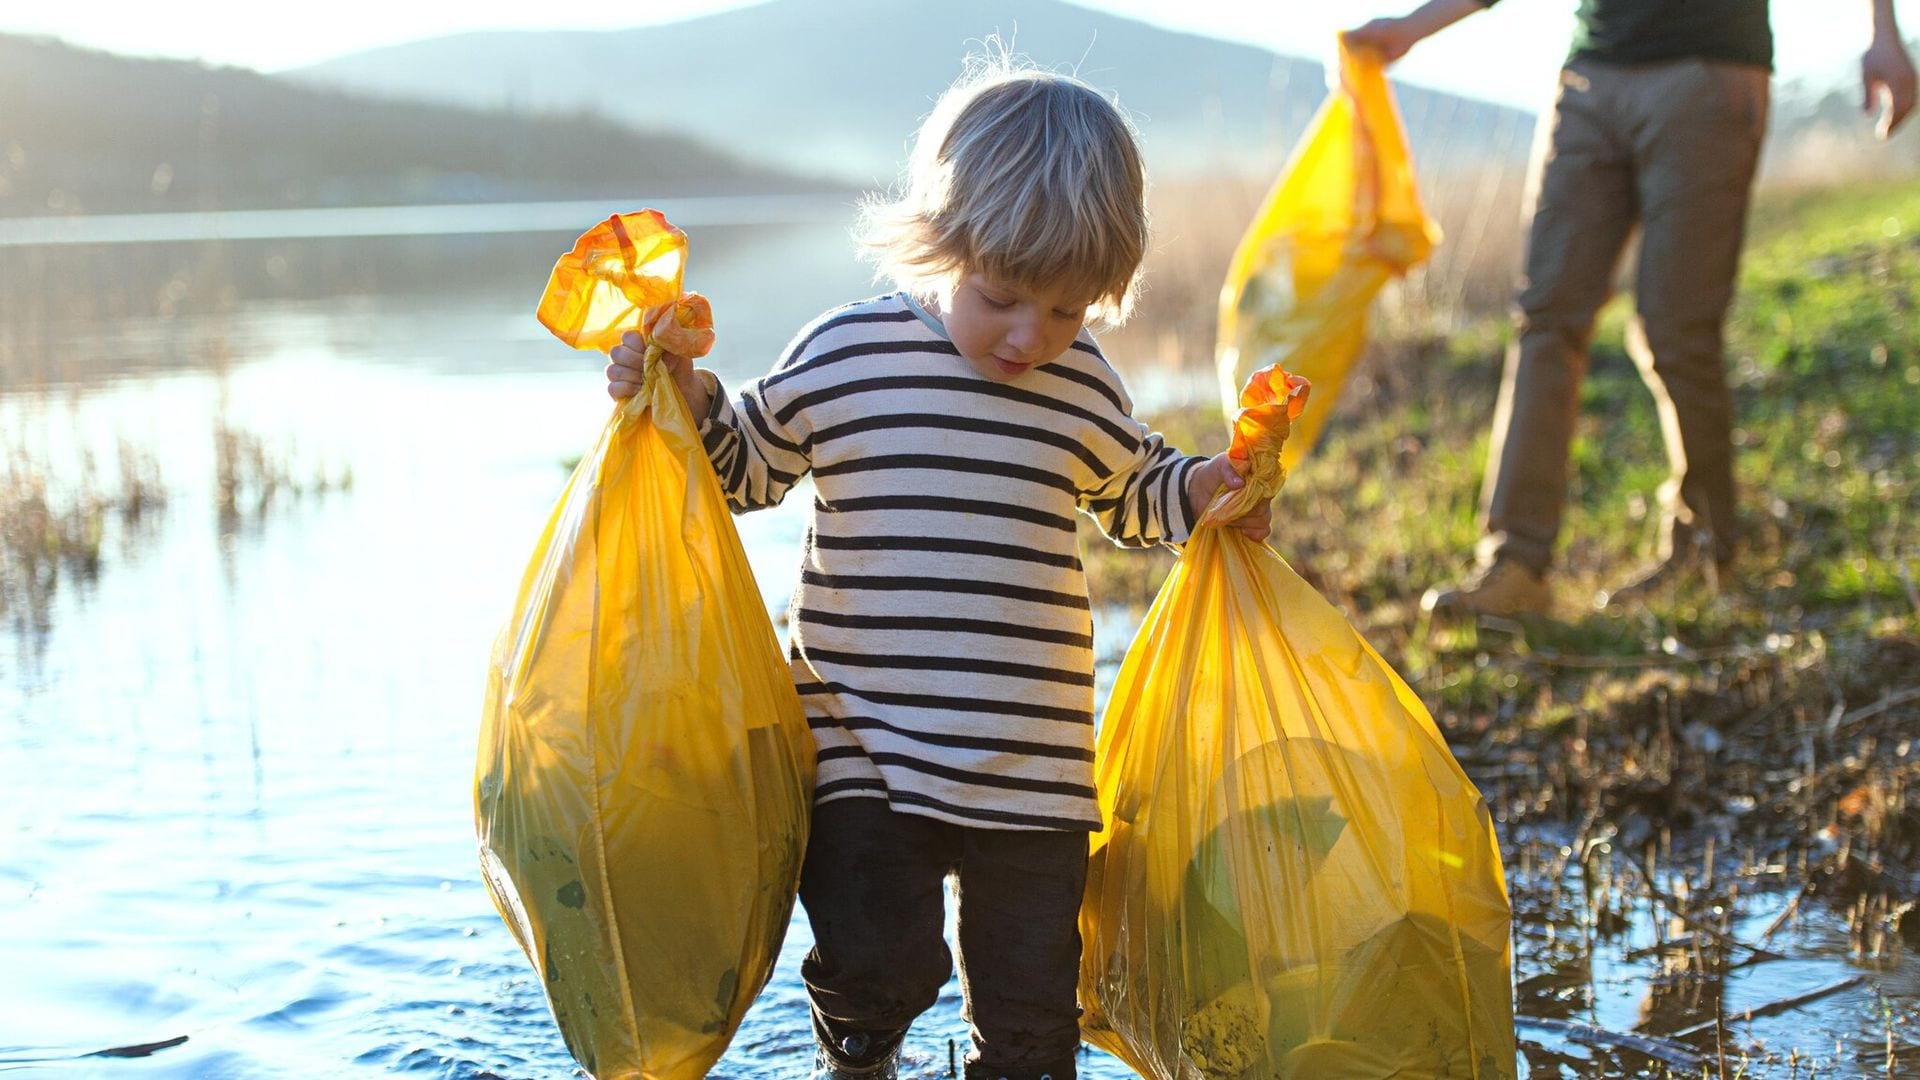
[1006,318,1044,355]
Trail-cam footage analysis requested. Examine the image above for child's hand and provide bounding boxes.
[605,326,713,417]
[605,330,655,400]
[604,297,716,409]
[1186,452,1273,541]
[606,324,692,398]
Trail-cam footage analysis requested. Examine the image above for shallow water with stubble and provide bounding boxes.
[0,213,1155,1079]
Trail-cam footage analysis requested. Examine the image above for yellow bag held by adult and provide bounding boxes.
[1079,366,1514,1079]
[476,210,816,1080]
[1216,38,1441,475]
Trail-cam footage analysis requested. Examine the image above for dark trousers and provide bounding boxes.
[798,798,1088,1079]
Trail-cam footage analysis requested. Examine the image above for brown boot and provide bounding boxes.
[1595,545,1733,610]
[1421,559,1552,619]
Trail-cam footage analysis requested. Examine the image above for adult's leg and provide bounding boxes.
[1477,63,1642,575]
[800,798,958,1070]
[1623,60,1768,568]
[953,826,1089,1080]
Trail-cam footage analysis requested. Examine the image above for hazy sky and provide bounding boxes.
[4,1,1911,110]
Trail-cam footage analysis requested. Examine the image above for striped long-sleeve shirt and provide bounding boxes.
[696,292,1206,831]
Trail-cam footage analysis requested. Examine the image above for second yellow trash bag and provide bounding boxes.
[477,211,816,1080]
[1215,38,1441,476]
[1079,367,1514,1079]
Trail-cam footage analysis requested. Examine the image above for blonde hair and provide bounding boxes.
[855,55,1149,325]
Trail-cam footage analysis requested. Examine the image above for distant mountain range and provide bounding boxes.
[6,0,1912,224]
[287,0,1538,186]
[0,34,835,218]
[0,0,1541,222]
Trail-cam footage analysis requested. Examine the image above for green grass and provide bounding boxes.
[1081,181,1920,1065]
[1088,180,1920,745]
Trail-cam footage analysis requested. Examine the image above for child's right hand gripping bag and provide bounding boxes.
[475,210,816,1080]
[1079,368,1515,1080]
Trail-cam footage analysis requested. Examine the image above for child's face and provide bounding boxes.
[941,273,1094,381]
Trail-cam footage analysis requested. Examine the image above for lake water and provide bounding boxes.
[0,212,1163,1079]
[2,209,1914,1079]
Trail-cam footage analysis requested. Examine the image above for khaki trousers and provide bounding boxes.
[1477,57,1769,575]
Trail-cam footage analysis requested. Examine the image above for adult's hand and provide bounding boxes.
[1863,34,1918,138]
[1345,17,1421,63]
[1344,0,1488,65]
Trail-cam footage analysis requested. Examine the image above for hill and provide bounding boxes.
[286,0,1537,185]
[0,34,834,218]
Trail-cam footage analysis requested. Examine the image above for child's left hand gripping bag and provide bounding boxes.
[476,210,816,1080]
[1079,368,1514,1079]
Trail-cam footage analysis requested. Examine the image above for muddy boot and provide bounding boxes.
[809,1033,900,1080]
[1596,537,1732,611]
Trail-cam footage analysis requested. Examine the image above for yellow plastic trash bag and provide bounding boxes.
[477,210,816,1080]
[1079,366,1514,1080]
[1215,38,1442,475]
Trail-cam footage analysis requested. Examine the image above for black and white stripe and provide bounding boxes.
[697,292,1201,831]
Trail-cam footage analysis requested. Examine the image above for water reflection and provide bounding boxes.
[0,196,856,248]
[1,219,863,1077]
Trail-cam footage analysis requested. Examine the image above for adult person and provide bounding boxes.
[1345,0,1916,617]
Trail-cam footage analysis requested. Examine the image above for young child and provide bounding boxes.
[605,58,1272,1080]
